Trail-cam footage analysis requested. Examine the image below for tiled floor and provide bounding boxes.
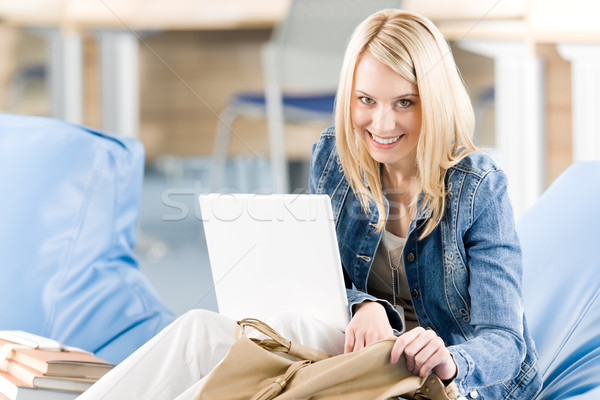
[134,156,310,317]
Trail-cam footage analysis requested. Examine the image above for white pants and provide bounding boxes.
[79,310,345,400]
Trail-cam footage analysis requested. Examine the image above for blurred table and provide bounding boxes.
[64,0,289,31]
[74,0,289,139]
[0,0,290,136]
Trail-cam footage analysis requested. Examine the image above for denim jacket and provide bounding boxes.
[309,126,542,400]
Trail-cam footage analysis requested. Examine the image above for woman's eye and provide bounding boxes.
[396,99,412,107]
[360,97,374,105]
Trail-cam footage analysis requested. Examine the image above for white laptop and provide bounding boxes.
[199,193,350,331]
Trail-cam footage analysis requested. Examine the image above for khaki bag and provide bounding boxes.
[195,318,458,400]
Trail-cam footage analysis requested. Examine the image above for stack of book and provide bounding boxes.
[0,331,114,399]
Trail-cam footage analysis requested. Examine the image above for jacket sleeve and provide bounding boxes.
[448,169,527,393]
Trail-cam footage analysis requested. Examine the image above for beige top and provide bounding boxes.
[367,229,419,333]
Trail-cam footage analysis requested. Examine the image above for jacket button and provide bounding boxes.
[407,252,415,262]
[469,391,479,398]
[411,289,419,298]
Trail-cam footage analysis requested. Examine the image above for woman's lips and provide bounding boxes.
[368,131,404,147]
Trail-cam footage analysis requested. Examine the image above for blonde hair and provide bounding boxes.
[335,9,477,238]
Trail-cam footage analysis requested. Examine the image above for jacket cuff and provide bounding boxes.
[448,345,475,395]
[346,289,405,332]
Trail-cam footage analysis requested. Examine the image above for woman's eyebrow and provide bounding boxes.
[354,90,372,97]
[393,93,419,99]
[354,90,419,98]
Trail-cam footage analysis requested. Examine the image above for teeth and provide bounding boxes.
[371,133,400,145]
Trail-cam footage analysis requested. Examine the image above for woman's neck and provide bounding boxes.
[381,163,418,195]
[381,164,419,238]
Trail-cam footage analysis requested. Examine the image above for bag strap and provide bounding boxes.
[238,318,331,362]
[249,360,310,400]
[413,374,459,400]
[239,318,291,351]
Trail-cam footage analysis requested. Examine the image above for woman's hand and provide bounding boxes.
[390,327,457,380]
[344,301,395,353]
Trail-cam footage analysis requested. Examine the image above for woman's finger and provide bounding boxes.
[352,329,366,352]
[417,345,446,377]
[390,327,425,364]
[403,329,437,372]
[344,329,356,354]
[412,336,446,376]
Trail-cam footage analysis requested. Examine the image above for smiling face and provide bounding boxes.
[351,51,422,172]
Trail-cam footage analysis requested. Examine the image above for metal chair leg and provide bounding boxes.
[210,103,240,192]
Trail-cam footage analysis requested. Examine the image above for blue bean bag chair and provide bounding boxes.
[519,161,600,399]
[0,114,175,364]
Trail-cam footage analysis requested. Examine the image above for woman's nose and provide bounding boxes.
[371,106,396,134]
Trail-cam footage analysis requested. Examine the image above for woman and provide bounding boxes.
[309,8,542,399]
[80,9,542,400]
